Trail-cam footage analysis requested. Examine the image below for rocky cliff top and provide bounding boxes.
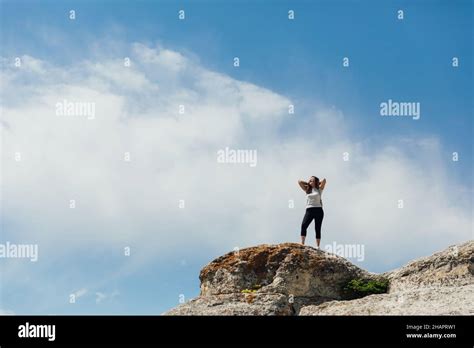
[165,241,474,315]
[385,241,473,291]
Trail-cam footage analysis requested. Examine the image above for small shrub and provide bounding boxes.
[241,284,261,293]
[241,289,257,294]
[344,278,389,297]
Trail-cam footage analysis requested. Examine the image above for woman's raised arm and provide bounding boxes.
[319,178,327,190]
[298,180,309,192]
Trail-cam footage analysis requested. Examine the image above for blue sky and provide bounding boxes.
[0,0,472,314]
[2,0,472,180]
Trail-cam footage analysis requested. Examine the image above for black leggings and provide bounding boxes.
[301,207,324,239]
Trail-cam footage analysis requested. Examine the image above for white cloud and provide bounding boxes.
[132,43,187,72]
[0,42,471,306]
[95,290,119,304]
[0,309,15,315]
[72,288,88,299]
[19,55,47,74]
[95,292,106,304]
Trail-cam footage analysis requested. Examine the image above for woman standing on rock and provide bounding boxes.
[298,176,326,248]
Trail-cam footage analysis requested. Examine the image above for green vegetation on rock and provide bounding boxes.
[344,278,389,296]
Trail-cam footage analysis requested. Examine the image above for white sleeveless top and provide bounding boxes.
[306,188,323,208]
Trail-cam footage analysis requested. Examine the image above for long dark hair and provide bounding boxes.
[306,176,320,194]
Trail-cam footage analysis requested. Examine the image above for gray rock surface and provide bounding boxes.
[300,240,474,315]
[165,241,474,315]
[299,284,474,315]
